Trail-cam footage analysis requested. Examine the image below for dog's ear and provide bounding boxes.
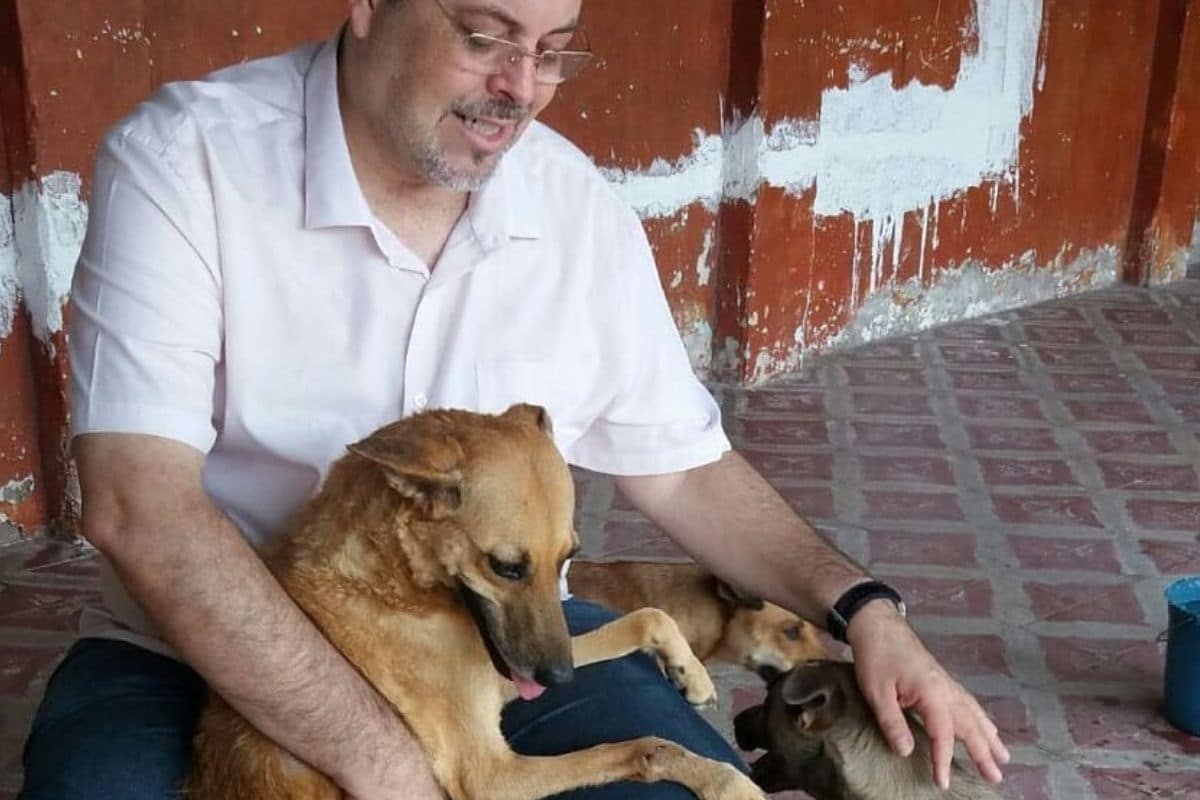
[347,434,464,519]
[733,703,769,752]
[502,403,553,436]
[715,578,765,610]
[780,665,845,734]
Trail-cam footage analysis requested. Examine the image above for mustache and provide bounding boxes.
[450,98,529,122]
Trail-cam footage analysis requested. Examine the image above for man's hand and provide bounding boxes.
[846,601,1010,789]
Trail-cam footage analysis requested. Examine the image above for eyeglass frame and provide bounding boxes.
[426,0,594,85]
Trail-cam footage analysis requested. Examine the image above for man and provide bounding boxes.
[20,0,1009,798]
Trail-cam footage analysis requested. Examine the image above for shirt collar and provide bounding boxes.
[467,136,542,246]
[304,29,542,242]
[304,31,374,230]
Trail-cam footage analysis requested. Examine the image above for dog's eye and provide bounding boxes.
[488,554,527,581]
[782,624,802,641]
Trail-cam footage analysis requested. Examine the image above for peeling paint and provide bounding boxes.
[680,318,714,375]
[0,193,17,347]
[605,0,1043,286]
[7,171,88,350]
[831,245,1120,352]
[1,475,36,505]
[695,228,715,287]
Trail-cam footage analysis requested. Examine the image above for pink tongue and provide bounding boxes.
[513,674,546,701]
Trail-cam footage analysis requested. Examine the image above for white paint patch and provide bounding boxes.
[1,474,35,505]
[831,245,1119,351]
[0,193,18,345]
[601,131,725,217]
[605,0,1044,309]
[695,228,715,286]
[8,171,88,351]
[680,319,714,376]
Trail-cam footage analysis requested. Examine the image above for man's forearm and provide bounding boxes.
[615,450,869,624]
[97,499,428,795]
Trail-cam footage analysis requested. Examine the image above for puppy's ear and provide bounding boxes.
[503,403,553,435]
[780,665,845,734]
[715,578,765,610]
[733,703,768,752]
[348,434,464,519]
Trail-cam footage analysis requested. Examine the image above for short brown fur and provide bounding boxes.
[184,406,765,800]
[567,560,826,678]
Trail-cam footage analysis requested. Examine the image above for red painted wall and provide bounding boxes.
[2,0,1198,536]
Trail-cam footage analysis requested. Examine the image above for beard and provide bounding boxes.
[398,96,530,192]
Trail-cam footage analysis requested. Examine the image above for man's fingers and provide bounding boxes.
[864,686,915,757]
[921,702,955,791]
[962,720,1004,784]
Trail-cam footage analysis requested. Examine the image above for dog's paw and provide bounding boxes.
[665,656,717,706]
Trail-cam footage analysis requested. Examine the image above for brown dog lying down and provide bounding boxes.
[733,660,998,800]
[184,405,765,800]
[567,559,827,681]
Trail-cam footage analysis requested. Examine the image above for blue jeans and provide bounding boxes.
[20,599,744,799]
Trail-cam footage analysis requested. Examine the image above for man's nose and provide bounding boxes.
[490,54,538,108]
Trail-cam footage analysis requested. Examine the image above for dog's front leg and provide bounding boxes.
[450,739,764,800]
[571,607,716,705]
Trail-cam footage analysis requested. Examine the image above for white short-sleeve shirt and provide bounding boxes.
[70,33,729,654]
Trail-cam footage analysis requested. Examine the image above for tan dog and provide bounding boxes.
[184,405,764,800]
[567,560,826,680]
[734,660,997,799]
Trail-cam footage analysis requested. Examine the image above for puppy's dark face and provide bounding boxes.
[779,660,859,735]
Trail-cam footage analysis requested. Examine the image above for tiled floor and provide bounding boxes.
[3,279,1200,798]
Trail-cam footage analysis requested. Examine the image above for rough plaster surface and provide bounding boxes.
[0,193,18,347]
[832,245,1120,352]
[11,172,88,350]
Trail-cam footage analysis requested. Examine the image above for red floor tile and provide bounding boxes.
[1040,637,1162,683]
[1025,582,1146,625]
[5,281,1200,798]
[1008,536,1123,572]
[867,531,979,568]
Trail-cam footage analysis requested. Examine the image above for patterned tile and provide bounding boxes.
[5,281,1200,798]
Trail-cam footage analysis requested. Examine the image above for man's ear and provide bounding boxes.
[347,433,464,519]
[347,0,380,39]
[715,578,765,610]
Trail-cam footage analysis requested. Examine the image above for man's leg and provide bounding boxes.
[19,637,206,800]
[501,598,747,799]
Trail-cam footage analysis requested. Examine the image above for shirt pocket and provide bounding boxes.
[475,357,598,451]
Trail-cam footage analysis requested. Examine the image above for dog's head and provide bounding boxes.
[347,403,577,701]
[714,580,828,682]
[776,659,861,737]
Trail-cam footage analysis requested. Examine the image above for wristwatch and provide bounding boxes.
[826,580,906,644]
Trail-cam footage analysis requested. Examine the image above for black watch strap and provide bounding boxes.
[826,580,906,644]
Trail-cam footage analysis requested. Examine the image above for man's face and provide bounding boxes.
[347,0,583,191]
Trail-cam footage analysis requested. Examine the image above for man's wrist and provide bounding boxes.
[826,579,906,644]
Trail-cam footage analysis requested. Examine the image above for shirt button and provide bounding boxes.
[413,393,428,410]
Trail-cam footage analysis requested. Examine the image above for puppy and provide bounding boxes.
[567,559,826,680]
[184,405,764,800]
[734,660,998,799]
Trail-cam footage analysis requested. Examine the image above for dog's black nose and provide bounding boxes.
[535,662,574,687]
[757,664,783,684]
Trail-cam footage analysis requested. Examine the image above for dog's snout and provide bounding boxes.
[757,664,783,684]
[535,661,574,687]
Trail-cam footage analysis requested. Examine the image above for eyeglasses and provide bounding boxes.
[428,0,594,85]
